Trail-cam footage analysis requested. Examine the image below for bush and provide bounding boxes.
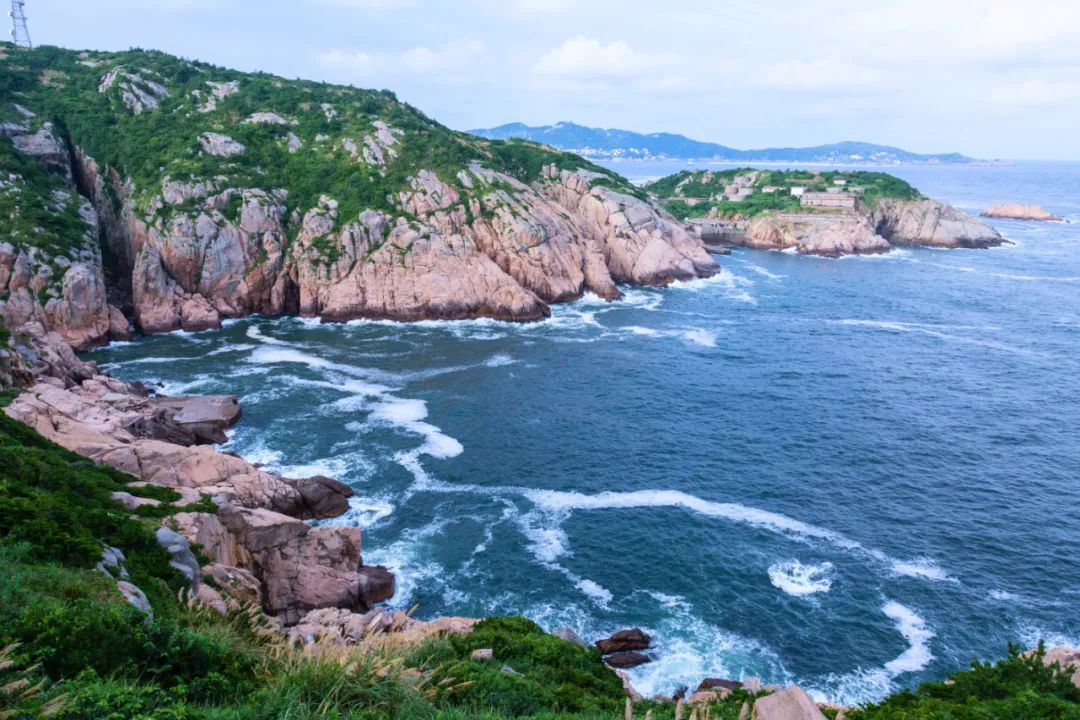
[419,617,624,717]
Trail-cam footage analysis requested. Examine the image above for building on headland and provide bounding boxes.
[761,186,781,193]
[800,192,857,210]
[789,186,807,197]
[832,178,848,186]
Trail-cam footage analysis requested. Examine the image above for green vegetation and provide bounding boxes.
[0,41,641,272]
[648,168,923,220]
[851,644,1080,719]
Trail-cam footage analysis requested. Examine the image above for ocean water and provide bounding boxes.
[90,161,1080,705]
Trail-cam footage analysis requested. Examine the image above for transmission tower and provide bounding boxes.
[10,0,31,48]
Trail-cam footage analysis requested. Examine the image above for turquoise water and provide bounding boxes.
[91,161,1080,704]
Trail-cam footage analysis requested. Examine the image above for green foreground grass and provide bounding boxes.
[1,397,1079,718]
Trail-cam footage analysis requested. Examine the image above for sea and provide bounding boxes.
[90,159,1080,705]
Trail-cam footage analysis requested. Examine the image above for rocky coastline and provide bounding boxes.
[690,198,1006,258]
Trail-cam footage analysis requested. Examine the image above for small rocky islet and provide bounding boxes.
[2,41,1079,719]
[981,203,1065,222]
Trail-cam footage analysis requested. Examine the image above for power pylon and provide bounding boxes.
[10,0,31,48]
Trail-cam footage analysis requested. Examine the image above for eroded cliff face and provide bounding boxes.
[0,117,128,350]
[75,156,717,334]
[735,199,1005,258]
[0,44,718,344]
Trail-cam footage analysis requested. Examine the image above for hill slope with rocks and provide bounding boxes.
[0,43,716,349]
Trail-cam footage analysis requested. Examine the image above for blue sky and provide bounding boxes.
[27,0,1080,159]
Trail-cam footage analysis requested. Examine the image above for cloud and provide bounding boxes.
[533,35,682,78]
[318,40,486,82]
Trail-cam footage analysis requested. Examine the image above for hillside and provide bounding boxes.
[470,122,975,164]
[648,168,923,221]
[0,43,716,349]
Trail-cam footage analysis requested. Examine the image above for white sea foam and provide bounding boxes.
[524,488,861,549]
[989,589,1021,602]
[806,601,934,705]
[891,559,954,582]
[339,496,395,527]
[669,268,757,304]
[106,355,191,366]
[741,262,785,280]
[575,579,613,607]
[246,324,290,345]
[625,325,661,336]
[483,353,516,367]
[208,343,256,356]
[832,318,1033,357]
[681,328,717,347]
[624,603,789,699]
[768,560,834,596]
[882,601,935,675]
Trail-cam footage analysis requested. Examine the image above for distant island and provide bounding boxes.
[470,121,979,165]
[648,168,1004,257]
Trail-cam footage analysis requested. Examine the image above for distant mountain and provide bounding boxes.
[470,122,975,165]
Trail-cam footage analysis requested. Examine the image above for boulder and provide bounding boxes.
[752,686,825,720]
[117,580,153,617]
[604,651,651,669]
[149,395,240,444]
[596,627,652,654]
[688,690,721,705]
[553,626,588,649]
[199,132,246,157]
[107,304,133,341]
[281,474,354,519]
[697,678,743,693]
[156,526,201,591]
[471,648,494,661]
[111,491,161,510]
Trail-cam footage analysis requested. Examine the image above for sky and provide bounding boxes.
[24,0,1080,160]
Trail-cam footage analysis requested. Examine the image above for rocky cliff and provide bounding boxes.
[0,44,717,346]
[717,199,1005,258]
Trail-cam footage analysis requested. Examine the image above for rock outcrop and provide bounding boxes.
[727,199,1004,258]
[2,324,393,624]
[981,203,1064,222]
[874,199,1004,249]
[745,215,892,257]
[752,685,826,720]
[596,628,653,654]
